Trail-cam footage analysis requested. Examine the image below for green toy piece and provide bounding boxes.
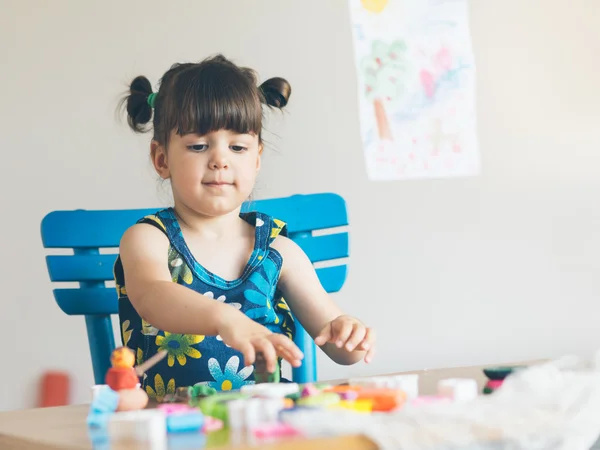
[188,383,217,398]
[482,386,495,395]
[254,352,280,384]
[198,392,250,425]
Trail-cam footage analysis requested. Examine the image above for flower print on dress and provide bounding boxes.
[168,247,193,284]
[155,332,204,367]
[243,259,279,324]
[146,373,175,402]
[206,356,254,391]
[204,291,242,310]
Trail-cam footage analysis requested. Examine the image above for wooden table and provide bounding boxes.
[0,362,532,449]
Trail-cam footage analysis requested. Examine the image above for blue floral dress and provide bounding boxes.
[113,208,295,400]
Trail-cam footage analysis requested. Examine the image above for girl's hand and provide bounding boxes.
[217,309,304,373]
[314,315,375,363]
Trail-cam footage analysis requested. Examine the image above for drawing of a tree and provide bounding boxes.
[361,39,408,142]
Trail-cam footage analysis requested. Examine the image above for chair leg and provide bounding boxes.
[85,315,116,385]
[292,322,317,384]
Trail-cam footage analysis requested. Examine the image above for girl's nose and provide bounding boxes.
[208,146,229,169]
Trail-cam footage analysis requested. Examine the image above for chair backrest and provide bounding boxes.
[41,193,349,385]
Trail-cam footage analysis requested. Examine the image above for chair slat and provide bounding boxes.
[53,264,346,316]
[54,288,118,316]
[316,265,347,293]
[242,193,348,232]
[294,233,348,263]
[45,233,348,282]
[42,193,347,249]
[46,254,117,282]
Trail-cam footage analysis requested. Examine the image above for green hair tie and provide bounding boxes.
[147,93,157,108]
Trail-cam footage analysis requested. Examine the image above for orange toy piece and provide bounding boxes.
[325,385,406,412]
[106,347,139,391]
[356,388,406,411]
[105,367,139,391]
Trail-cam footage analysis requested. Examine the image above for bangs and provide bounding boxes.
[161,64,263,139]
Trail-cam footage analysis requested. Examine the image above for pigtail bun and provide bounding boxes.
[124,76,154,133]
[259,77,291,109]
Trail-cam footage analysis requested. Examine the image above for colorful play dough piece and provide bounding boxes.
[188,384,217,398]
[198,392,250,425]
[116,388,149,412]
[486,379,503,390]
[355,388,406,411]
[329,399,373,413]
[483,366,524,381]
[89,387,120,414]
[340,390,359,401]
[254,353,280,384]
[105,367,139,391]
[202,416,224,432]
[296,392,340,407]
[165,410,205,433]
[301,384,320,397]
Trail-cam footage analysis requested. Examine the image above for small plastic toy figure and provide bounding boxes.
[105,347,139,391]
[105,347,167,411]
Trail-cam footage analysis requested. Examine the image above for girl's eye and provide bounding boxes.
[231,146,247,152]
[187,144,208,152]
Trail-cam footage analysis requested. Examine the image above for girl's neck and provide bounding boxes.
[172,201,244,240]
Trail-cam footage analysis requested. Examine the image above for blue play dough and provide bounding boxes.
[90,388,119,414]
[166,411,205,433]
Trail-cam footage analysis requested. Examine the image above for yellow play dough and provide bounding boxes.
[361,0,388,13]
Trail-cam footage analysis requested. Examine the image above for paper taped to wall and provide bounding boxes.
[348,0,480,181]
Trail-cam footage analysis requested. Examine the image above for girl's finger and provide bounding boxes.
[345,325,367,352]
[334,321,354,348]
[254,338,278,373]
[358,327,375,351]
[275,346,303,368]
[239,341,256,367]
[364,341,376,363]
[314,323,333,346]
[270,334,304,365]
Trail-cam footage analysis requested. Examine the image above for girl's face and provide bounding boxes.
[152,129,261,217]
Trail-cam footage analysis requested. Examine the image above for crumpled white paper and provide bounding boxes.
[281,354,600,450]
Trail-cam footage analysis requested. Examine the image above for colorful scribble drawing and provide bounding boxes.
[348,0,479,181]
[361,40,408,142]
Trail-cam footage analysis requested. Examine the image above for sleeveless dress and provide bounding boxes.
[113,208,295,400]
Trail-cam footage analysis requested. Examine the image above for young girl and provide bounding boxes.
[114,54,375,398]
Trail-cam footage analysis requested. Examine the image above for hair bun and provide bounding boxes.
[123,76,154,133]
[259,77,291,108]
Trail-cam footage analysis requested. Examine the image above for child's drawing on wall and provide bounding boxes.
[349,0,480,181]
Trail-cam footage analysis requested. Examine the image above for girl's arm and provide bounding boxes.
[119,223,303,372]
[273,236,375,365]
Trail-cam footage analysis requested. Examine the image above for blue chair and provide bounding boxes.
[41,193,349,385]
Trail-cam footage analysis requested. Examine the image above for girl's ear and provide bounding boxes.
[151,140,170,179]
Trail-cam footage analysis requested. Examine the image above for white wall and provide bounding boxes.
[1,0,599,411]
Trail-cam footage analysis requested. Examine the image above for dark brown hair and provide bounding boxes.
[121,54,291,146]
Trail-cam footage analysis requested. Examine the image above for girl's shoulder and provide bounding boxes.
[239,210,287,247]
[133,208,175,235]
